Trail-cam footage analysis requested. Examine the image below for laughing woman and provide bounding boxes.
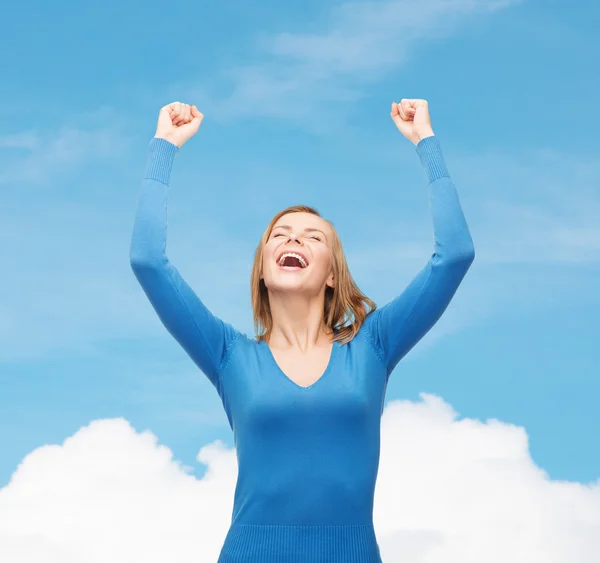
[129,99,475,562]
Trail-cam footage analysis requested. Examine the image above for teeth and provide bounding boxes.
[278,252,308,268]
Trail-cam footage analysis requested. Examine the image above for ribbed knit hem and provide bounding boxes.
[416,135,450,184]
[144,137,179,185]
[217,523,382,562]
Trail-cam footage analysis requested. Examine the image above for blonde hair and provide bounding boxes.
[250,205,377,345]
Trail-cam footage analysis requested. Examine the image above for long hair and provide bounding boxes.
[250,204,377,345]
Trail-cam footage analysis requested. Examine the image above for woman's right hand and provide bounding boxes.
[154,101,204,148]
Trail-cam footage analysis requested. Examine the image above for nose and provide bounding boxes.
[288,232,302,244]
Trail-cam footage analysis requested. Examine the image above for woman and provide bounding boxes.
[130,99,475,562]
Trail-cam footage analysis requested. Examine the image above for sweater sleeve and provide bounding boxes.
[129,137,238,391]
[363,135,475,377]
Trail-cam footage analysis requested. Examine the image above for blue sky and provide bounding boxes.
[1,0,599,499]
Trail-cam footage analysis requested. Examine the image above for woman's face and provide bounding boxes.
[262,212,335,295]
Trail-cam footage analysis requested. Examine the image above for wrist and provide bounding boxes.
[414,128,435,145]
[154,134,181,148]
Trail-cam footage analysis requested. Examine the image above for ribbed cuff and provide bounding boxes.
[416,135,450,184]
[144,137,179,185]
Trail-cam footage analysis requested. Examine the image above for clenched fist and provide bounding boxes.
[155,102,204,148]
[391,99,434,145]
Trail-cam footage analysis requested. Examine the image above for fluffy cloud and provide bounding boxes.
[0,419,236,562]
[1,395,598,562]
[375,396,600,561]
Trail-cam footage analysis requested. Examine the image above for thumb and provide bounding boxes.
[190,105,204,125]
[187,105,204,134]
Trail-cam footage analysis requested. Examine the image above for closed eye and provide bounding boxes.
[272,233,321,241]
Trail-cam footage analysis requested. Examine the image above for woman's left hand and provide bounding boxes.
[391,99,435,145]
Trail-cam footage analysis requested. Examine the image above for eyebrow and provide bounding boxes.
[272,225,328,239]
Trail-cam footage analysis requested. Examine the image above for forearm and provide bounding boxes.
[129,138,179,267]
[416,135,475,263]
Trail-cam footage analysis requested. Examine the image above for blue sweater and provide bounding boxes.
[130,135,475,562]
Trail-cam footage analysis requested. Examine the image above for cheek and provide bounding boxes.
[262,253,270,274]
[262,244,275,272]
[315,248,333,272]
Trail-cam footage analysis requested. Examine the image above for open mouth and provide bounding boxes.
[276,251,309,269]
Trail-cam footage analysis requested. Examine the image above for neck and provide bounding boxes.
[266,291,333,352]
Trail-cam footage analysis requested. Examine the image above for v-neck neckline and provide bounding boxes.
[260,337,339,390]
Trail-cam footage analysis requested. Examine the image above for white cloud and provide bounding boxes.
[0,132,40,150]
[0,107,130,185]
[0,127,127,185]
[1,395,598,562]
[186,0,520,128]
[263,0,516,70]
[0,419,234,562]
[375,396,600,561]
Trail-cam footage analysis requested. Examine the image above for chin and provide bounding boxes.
[265,272,318,292]
[267,277,307,292]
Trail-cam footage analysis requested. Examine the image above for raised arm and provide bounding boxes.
[130,103,239,391]
[363,100,475,376]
